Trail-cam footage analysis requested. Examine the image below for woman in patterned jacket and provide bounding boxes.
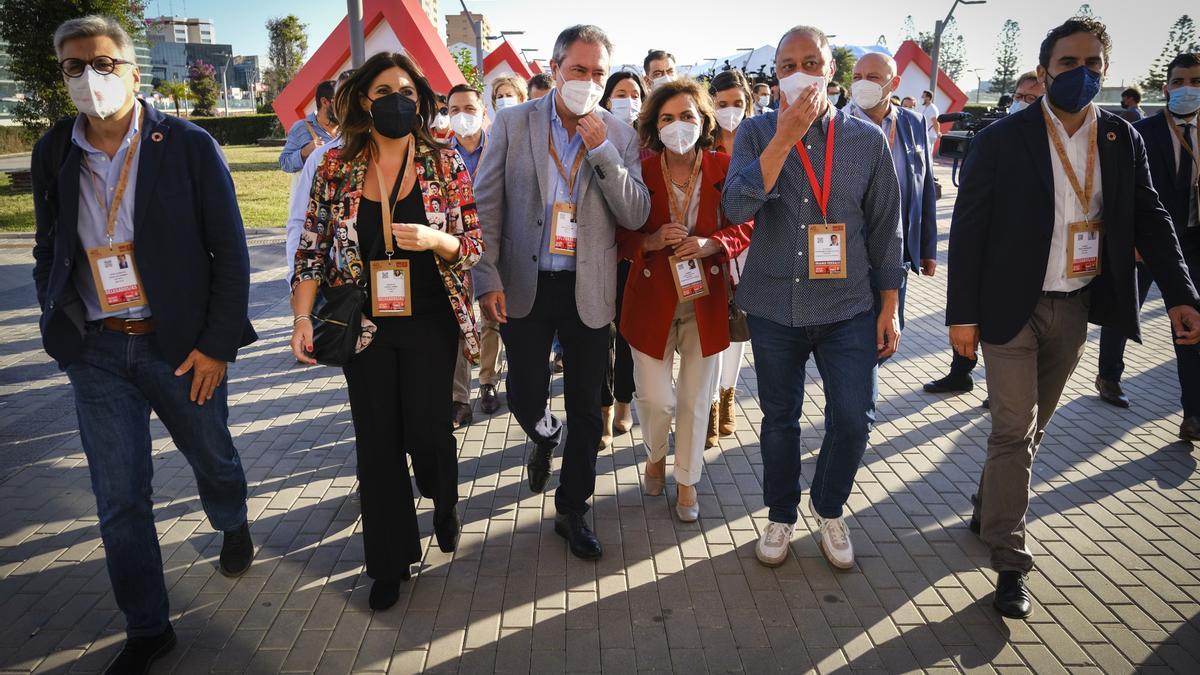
[289,52,483,611]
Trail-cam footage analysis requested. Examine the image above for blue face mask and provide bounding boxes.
[1046,65,1102,113]
[1168,86,1200,116]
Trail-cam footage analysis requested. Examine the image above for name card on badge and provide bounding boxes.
[86,242,148,312]
[670,255,709,302]
[370,259,412,316]
[808,223,847,279]
[550,202,578,255]
[1066,220,1102,278]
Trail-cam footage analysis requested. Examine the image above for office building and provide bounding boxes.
[446,10,492,54]
[146,16,216,45]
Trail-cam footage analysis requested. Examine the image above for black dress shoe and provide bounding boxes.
[480,384,500,414]
[105,624,176,675]
[451,401,473,429]
[1095,377,1130,408]
[369,572,410,611]
[219,521,254,578]
[434,507,460,553]
[982,397,990,409]
[527,442,554,493]
[554,512,602,560]
[993,571,1033,619]
[924,373,974,394]
[968,493,981,535]
[1180,416,1200,442]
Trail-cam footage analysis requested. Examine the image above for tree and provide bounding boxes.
[1143,15,1200,93]
[263,15,307,101]
[830,46,857,91]
[0,0,145,138]
[155,79,189,117]
[990,20,1021,95]
[452,48,482,91]
[902,16,969,83]
[188,60,219,117]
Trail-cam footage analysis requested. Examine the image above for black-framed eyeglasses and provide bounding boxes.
[59,56,132,78]
[1013,93,1039,104]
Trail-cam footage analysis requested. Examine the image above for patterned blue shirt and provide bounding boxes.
[722,108,905,328]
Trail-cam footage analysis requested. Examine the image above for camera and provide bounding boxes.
[937,108,1008,185]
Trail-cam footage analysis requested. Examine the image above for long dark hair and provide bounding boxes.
[600,70,645,110]
[334,52,444,162]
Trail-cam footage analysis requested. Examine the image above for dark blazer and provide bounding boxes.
[893,106,938,268]
[946,99,1198,345]
[32,100,256,368]
[1135,111,1200,258]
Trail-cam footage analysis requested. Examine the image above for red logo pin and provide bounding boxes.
[1106,131,1117,142]
[151,131,164,142]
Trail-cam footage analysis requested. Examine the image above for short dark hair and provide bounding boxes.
[528,73,553,91]
[1038,17,1111,70]
[448,83,481,101]
[315,80,335,106]
[922,90,932,99]
[551,25,613,66]
[644,49,675,74]
[1120,88,1141,102]
[1167,53,1200,82]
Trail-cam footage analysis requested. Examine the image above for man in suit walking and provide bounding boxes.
[32,16,257,673]
[1094,53,1200,437]
[472,24,650,560]
[946,18,1200,620]
[845,53,938,338]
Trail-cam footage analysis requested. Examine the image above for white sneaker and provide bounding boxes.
[756,521,794,567]
[811,505,855,569]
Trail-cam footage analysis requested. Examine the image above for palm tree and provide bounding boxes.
[154,80,190,117]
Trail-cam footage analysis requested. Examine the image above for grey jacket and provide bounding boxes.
[471,94,650,328]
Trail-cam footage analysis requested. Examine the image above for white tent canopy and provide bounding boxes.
[680,43,893,81]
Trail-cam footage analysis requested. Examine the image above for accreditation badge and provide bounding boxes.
[808,223,848,279]
[370,259,412,316]
[669,255,710,302]
[1066,220,1102,278]
[86,242,148,312]
[550,202,578,256]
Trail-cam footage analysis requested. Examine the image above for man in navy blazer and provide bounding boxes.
[846,53,937,337]
[32,16,256,673]
[946,18,1200,621]
[1093,52,1200,438]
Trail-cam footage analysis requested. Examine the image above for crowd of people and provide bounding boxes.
[28,11,1200,673]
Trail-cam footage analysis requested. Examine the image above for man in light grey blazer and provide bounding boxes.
[472,24,650,560]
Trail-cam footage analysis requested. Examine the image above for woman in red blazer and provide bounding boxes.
[617,79,753,522]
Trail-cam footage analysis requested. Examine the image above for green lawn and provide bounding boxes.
[0,144,290,233]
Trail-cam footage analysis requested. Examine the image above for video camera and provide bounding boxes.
[937,108,1008,186]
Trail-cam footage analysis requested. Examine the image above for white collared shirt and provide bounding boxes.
[1042,96,1103,292]
[1168,112,1199,229]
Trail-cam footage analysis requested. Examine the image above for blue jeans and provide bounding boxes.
[748,311,878,523]
[65,326,248,637]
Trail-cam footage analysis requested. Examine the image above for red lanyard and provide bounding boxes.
[796,115,836,223]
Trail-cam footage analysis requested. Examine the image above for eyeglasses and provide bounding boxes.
[59,56,132,78]
[1013,93,1039,104]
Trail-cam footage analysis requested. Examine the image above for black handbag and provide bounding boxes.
[726,257,750,343]
[310,283,366,367]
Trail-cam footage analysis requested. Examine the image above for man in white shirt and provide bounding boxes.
[918,89,940,143]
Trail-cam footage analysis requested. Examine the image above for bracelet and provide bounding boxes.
[293,315,312,325]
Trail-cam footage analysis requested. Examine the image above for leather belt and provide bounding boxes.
[538,270,576,280]
[1041,284,1091,299]
[100,317,156,335]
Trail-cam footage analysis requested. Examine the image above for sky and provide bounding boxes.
[144,0,1188,90]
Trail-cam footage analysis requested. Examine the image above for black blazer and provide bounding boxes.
[32,101,257,368]
[946,100,1198,345]
[1134,111,1200,258]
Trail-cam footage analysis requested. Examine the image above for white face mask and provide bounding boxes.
[778,70,827,106]
[609,97,641,125]
[716,106,745,132]
[1168,86,1200,116]
[494,95,519,111]
[558,77,604,116]
[431,113,450,130]
[450,111,483,137]
[1008,99,1029,114]
[659,119,701,155]
[650,74,674,90]
[850,79,885,110]
[67,66,130,120]
[757,94,771,109]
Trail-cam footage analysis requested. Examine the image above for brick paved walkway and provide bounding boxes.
[1,168,1198,673]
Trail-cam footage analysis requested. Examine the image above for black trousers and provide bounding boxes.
[501,272,609,515]
[603,260,635,407]
[343,311,460,581]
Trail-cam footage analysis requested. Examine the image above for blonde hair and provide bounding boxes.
[490,75,528,106]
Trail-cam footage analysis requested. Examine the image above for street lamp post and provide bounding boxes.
[218,52,232,117]
[347,0,365,68]
[458,0,484,73]
[972,69,984,103]
[736,47,754,72]
[929,0,986,100]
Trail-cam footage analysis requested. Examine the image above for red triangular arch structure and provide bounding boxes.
[482,40,534,81]
[272,0,466,129]
[893,39,969,134]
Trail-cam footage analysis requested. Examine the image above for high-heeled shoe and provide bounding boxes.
[643,459,666,496]
[434,507,460,553]
[675,486,699,522]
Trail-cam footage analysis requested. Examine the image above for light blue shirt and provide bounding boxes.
[71,111,150,321]
[279,113,337,173]
[538,103,611,272]
[451,130,486,179]
[847,102,910,213]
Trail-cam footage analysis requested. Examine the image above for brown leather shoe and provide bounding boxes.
[451,401,473,428]
[479,384,500,414]
[1181,416,1200,442]
[705,401,719,448]
[613,401,633,435]
[718,387,737,436]
[1095,377,1130,408]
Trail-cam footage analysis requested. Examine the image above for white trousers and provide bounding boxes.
[631,308,719,486]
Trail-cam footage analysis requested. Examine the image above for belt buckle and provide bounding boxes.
[121,318,145,334]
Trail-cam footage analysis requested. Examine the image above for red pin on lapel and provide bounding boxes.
[151,131,164,142]
[1106,131,1117,141]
